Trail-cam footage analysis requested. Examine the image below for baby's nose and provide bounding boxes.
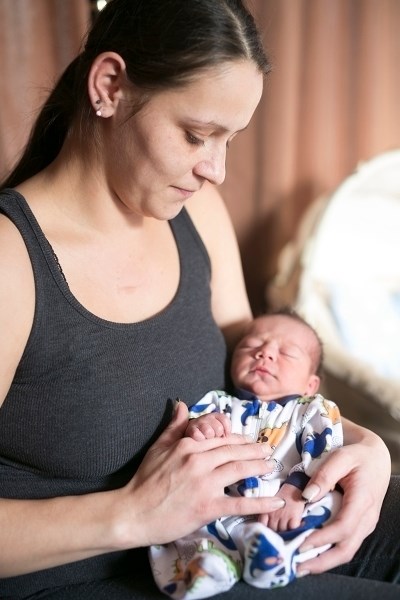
[256,342,277,359]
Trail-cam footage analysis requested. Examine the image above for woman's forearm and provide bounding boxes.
[342,416,391,459]
[0,489,130,577]
[0,403,285,578]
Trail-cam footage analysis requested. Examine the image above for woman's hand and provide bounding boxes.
[119,402,283,548]
[296,421,391,574]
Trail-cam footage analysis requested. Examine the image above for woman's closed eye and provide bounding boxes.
[185,131,205,146]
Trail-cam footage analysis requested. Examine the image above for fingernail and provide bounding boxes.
[264,458,276,469]
[299,543,314,554]
[261,445,273,457]
[297,569,310,578]
[270,498,286,509]
[302,483,320,503]
[172,398,181,418]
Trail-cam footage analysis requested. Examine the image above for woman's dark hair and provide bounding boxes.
[1,0,270,189]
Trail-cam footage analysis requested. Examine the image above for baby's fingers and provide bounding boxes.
[186,414,229,440]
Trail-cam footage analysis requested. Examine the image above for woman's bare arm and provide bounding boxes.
[0,216,35,410]
[0,402,283,576]
[186,183,253,349]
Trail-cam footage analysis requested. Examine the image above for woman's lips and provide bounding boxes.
[172,186,196,199]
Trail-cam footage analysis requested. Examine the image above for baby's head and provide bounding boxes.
[231,308,323,402]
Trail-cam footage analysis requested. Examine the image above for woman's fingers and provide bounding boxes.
[213,450,275,486]
[302,435,390,506]
[129,439,280,545]
[298,488,377,573]
[152,400,189,449]
[302,454,342,504]
[176,434,274,484]
[156,409,272,465]
[297,443,388,574]
[130,403,278,545]
[219,493,285,517]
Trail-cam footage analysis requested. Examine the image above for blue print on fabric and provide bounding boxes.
[247,532,283,576]
[207,520,237,551]
[241,399,261,425]
[303,427,332,458]
[280,506,331,541]
[164,583,178,595]
[238,477,259,496]
[189,403,213,415]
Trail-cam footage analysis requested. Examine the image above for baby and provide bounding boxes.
[150,309,343,598]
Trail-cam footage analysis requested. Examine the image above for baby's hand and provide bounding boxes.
[259,483,306,531]
[184,413,231,441]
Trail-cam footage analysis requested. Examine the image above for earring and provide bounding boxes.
[95,98,102,117]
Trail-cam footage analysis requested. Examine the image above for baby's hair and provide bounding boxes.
[263,306,324,377]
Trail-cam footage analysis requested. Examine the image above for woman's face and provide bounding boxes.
[104,60,263,220]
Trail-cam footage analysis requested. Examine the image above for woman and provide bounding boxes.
[0,1,397,598]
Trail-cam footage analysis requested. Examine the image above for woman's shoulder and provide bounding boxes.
[0,207,31,264]
[186,179,226,213]
[0,208,35,408]
[0,188,34,264]
[185,182,252,347]
[0,195,35,303]
[185,182,236,249]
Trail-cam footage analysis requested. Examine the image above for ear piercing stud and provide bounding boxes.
[95,98,102,117]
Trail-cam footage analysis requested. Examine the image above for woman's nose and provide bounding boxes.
[193,146,226,185]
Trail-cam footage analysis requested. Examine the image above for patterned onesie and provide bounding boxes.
[149,390,343,598]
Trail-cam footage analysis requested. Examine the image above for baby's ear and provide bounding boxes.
[306,374,320,396]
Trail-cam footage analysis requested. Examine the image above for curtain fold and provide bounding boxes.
[0,0,90,179]
[221,0,400,311]
[0,0,399,312]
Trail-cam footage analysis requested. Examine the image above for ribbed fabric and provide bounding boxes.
[0,189,227,598]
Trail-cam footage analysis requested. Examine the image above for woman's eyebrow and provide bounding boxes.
[188,119,249,134]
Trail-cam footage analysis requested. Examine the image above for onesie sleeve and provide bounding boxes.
[188,390,233,419]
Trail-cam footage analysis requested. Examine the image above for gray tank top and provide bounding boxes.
[0,189,228,596]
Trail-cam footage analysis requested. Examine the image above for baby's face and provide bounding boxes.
[231,315,320,401]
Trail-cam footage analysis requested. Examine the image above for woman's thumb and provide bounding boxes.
[155,400,189,448]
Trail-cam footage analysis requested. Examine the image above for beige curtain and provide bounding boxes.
[1,0,399,313]
[222,0,400,312]
[0,0,90,178]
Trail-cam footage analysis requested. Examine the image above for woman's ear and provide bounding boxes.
[88,52,127,118]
